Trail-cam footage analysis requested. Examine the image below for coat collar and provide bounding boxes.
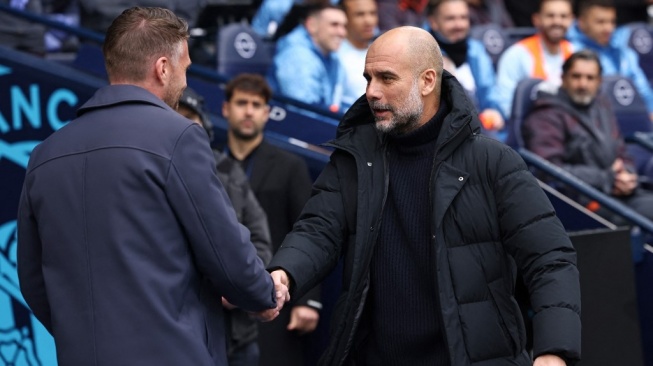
[77,84,173,117]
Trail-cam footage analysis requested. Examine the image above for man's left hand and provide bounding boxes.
[533,354,566,366]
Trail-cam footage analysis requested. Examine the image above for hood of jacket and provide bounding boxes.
[332,70,481,160]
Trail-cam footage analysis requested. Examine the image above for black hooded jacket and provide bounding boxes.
[269,71,581,365]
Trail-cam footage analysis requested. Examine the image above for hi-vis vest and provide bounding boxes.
[519,34,573,79]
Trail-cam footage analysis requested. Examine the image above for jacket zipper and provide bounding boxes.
[326,139,390,366]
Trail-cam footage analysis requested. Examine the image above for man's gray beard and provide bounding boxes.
[373,80,424,136]
[569,93,595,106]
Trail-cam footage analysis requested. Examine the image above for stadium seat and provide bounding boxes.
[217,23,272,77]
[624,22,653,85]
[505,77,547,148]
[470,24,510,69]
[601,75,653,180]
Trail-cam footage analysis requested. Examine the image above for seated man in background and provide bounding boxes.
[338,0,378,107]
[178,87,273,366]
[523,50,653,224]
[267,4,349,113]
[427,0,505,136]
[496,0,574,119]
[567,0,653,121]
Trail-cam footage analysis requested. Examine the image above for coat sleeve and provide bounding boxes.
[493,145,581,362]
[268,156,346,300]
[17,181,52,333]
[240,179,274,266]
[167,124,276,312]
[286,155,323,309]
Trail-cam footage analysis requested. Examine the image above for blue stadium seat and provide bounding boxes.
[601,75,651,137]
[601,75,653,180]
[217,23,272,77]
[505,77,546,148]
[624,22,653,85]
[470,24,510,69]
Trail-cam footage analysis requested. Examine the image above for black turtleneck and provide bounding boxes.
[358,99,451,366]
[433,31,469,67]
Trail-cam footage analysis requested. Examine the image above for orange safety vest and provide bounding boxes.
[519,34,573,79]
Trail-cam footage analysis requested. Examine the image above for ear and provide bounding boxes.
[222,100,230,118]
[420,68,437,96]
[531,13,540,28]
[305,15,318,35]
[155,56,169,85]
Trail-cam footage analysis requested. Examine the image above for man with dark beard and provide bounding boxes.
[496,0,575,118]
[220,73,319,366]
[523,49,653,224]
[268,26,581,366]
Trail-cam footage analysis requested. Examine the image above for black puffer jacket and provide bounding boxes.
[269,72,581,365]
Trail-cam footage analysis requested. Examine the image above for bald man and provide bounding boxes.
[269,26,581,366]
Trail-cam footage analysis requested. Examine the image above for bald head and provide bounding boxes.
[371,27,443,79]
[364,26,444,135]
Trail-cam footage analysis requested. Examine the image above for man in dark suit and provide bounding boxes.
[221,73,318,366]
[17,7,287,366]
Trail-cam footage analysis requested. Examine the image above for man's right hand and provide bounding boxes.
[251,270,291,322]
[613,170,638,196]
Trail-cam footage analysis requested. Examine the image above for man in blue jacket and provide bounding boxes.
[427,0,505,137]
[267,4,349,113]
[17,7,287,366]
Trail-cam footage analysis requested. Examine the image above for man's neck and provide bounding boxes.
[347,36,369,50]
[227,133,263,161]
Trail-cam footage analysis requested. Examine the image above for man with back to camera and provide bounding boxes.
[17,7,288,366]
[269,26,581,366]
[219,73,319,366]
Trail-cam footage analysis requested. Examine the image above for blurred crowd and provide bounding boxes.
[3,0,653,125]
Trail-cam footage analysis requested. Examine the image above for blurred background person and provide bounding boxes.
[178,87,274,366]
[338,0,378,107]
[217,74,319,366]
[427,0,505,137]
[567,0,653,121]
[267,3,349,112]
[496,0,575,119]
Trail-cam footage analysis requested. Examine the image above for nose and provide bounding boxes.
[366,80,381,101]
[245,103,255,115]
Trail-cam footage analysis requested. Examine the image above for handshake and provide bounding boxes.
[222,270,291,322]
